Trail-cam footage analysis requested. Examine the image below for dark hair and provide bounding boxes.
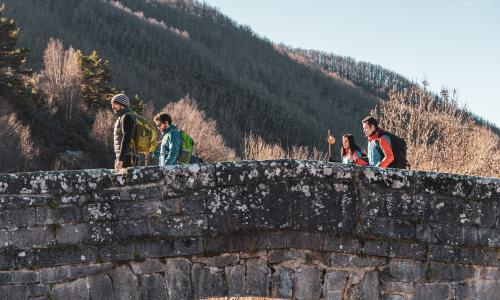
[154,113,172,125]
[340,134,362,158]
[362,116,378,128]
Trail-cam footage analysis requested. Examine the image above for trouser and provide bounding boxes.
[116,155,137,168]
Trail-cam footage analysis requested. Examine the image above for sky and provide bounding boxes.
[202,0,500,127]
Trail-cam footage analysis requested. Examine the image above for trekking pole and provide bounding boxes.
[327,129,335,162]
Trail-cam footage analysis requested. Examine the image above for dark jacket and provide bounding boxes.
[113,107,136,161]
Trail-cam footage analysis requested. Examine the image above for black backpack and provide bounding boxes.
[375,130,409,169]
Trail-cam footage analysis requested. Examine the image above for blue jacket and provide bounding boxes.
[157,124,182,166]
[367,129,394,168]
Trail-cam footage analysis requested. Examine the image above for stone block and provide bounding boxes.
[150,214,205,237]
[387,259,427,283]
[361,167,412,192]
[362,217,415,240]
[477,228,500,247]
[294,264,322,300]
[0,285,29,299]
[27,284,49,297]
[268,249,306,264]
[109,265,140,300]
[99,242,135,262]
[226,264,245,296]
[114,219,152,240]
[290,180,357,233]
[361,240,390,257]
[139,273,167,300]
[55,223,89,245]
[323,271,348,300]
[330,253,386,268]
[414,171,475,198]
[427,262,474,282]
[9,226,55,249]
[135,237,202,258]
[0,270,39,284]
[255,231,287,250]
[323,234,362,253]
[191,253,239,267]
[51,277,89,300]
[179,192,205,214]
[0,195,52,209]
[130,259,164,274]
[160,164,215,191]
[88,273,116,300]
[245,259,270,297]
[414,283,451,300]
[165,258,192,300]
[347,270,380,300]
[456,280,500,300]
[271,266,294,299]
[35,205,81,225]
[287,231,323,250]
[383,281,414,293]
[460,200,498,227]
[207,182,291,233]
[388,241,427,260]
[0,208,36,229]
[192,264,226,299]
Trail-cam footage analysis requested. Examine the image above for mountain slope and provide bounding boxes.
[4,0,380,150]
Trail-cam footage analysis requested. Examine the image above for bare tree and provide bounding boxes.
[374,84,500,177]
[35,38,82,122]
[162,96,237,162]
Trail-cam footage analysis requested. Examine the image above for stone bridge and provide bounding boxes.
[0,160,498,299]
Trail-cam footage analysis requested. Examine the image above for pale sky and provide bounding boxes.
[203,0,500,127]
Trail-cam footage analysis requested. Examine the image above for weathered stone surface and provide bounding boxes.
[130,259,164,274]
[427,262,474,282]
[225,264,245,296]
[348,271,380,300]
[382,281,414,293]
[88,273,116,300]
[0,285,28,299]
[51,277,89,300]
[387,259,427,283]
[414,283,451,300]
[268,249,306,264]
[192,253,239,267]
[245,259,271,297]
[362,217,414,240]
[456,280,500,300]
[330,253,386,268]
[294,265,322,300]
[139,273,167,300]
[271,266,294,299]
[0,270,38,284]
[55,224,89,245]
[165,258,192,300]
[192,264,226,299]
[324,271,348,300]
[109,266,140,300]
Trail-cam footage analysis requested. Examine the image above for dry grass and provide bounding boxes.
[161,96,237,162]
[242,132,326,161]
[374,85,500,178]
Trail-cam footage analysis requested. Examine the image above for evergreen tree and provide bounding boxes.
[77,50,116,109]
[0,4,29,93]
[130,94,144,114]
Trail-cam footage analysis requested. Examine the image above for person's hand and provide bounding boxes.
[347,154,354,162]
[114,160,123,171]
[327,135,336,145]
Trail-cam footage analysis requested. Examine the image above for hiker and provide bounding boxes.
[111,93,137,171]
[361,116,394,168]
[153,112,182,166]
[341,134,368,166]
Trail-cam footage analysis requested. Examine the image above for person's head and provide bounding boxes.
[341,134,360,156]
[154,112,172,131]
[362,116,379,137]
[111,94,129,112]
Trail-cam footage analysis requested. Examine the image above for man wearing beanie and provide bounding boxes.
[111,93,136,170]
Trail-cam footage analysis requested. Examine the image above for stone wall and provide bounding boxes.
[0,160,498,299]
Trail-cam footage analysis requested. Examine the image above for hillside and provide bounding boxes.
[3,0,382,150]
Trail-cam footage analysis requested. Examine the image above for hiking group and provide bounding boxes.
[111,93,408,172]
[327,116,408,169]
[111,93,198,172]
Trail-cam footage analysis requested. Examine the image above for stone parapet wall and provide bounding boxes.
[0,160,498,299]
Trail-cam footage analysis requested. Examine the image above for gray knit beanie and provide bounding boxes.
[111,94,129,107]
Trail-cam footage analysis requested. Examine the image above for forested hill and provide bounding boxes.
[3,0,386,149]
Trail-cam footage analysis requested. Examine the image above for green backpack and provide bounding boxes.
[177,130,194,165]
